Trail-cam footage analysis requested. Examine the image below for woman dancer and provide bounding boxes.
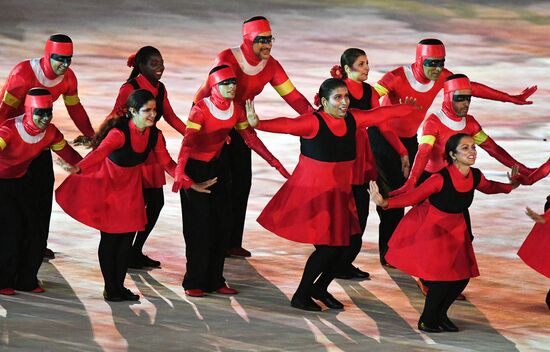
[56,89,175,301]
[370,133,518,332]
[247,78,416,311]
[109,46,186,269]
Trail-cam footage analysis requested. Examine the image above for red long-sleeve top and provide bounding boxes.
[386,164,514,209]
[0,116,82,178]
[0,58,95,137]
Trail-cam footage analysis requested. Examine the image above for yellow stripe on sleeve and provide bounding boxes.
[235,121,249,130]
[2,91,21,108]
[50,139,67,152]
[0,137,6,151]
[186,121,202,130]
[273,79,295,97]
[473,130,488,145]
[419,135,436,146]
[63,94,81,106]
[373,83,389,97]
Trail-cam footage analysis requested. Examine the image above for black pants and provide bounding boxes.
[420,279,469,326]
[0,175,41,290]
[368,127,418,262]
[339,183,370,271]
[225,129,252,249]
[180,158,231,291]
[295,245,348,297]
[132,187,164,253]
[98,232,134,295]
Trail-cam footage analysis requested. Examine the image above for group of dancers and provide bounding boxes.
[1,16,549,334]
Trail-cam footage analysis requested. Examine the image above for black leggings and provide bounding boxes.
[339,183,370,271]
[98,232,134,295]
[295,245,348,297]
[132,187,164,253]
[421,279,469,326]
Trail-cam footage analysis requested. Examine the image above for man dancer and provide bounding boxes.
[193,16,312,257]
[0,34,95,259]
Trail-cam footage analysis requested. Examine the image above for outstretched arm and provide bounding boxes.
[352,97,417,129]
[246,99,317,137]
[271,60,314,114]
[479,135,533,175]
[471,82,537,105]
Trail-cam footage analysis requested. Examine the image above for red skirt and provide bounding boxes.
[518,212,550,278]
[257,154,359,246]
[352,129,377,185]
[141,151,166,189]
[386,200,480,281]
[56,158,147,233]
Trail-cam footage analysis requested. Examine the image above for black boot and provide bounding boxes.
[291,293,322,311]
[440,316,459,332]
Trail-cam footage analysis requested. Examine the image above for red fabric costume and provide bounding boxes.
[56,120,175,233]
[518,210,550,278]
[256,104,414,246]
[384,165,514,281]
[0,36,94,137]
[517,157,550,185]
[109,74,186,188]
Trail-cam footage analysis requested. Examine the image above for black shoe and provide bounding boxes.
[311,291,344,309]
[142,254,161,268]
[350,266,370,279]
[440,316,459,332]
[127,252,144,269]
[291,294,322,311]
[120,288,140,301]
[546,289,550,310]
[103,290,123,302]
[418,320,442,333]
[334,271,353,279]
[44,248,55,260]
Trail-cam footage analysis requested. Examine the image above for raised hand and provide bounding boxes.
[55,156,80,174]
[369,181,388,208]
[525,207,546,224]
[509,85,537,105]
[245,99,259,128]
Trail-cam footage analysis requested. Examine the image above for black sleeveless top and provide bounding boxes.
[429,167,482,213]
[300,111,356,162]
[108,120,159,167]
[348,82,373,110]
[128,78,165,121]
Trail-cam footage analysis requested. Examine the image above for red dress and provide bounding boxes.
[518,210,550,278]
[55,121,175,233]
[385,165,514,281]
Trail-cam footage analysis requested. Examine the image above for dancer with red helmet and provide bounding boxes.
[109,46,187,269]
[174,65,289,297]
[193,16,313,258]
[0,34,95,260]
[370,38,536,265]
[0,88,82,295]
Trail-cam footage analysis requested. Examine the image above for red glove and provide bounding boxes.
[389,176,416,197]
[472,82,537,105]
[271,158,291,178]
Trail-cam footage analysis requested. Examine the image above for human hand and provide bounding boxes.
[73,135,93,148]
[369,181,388,208]
[400,155,410,178]
[508,85,537,105]
[190,177,218,194]
[55,157,80,174]
[525,207,545,224]
[245,100,259,128]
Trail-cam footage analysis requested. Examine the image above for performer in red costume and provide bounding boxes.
[370,38,536,266]
[0,34,95,260]
[56,89,176,302]
[193,16,313,258]
[247,78,416,311]
[173,65,289,297]
[0,88,82,295]
[109,46,186,269]
[370,133,519,332]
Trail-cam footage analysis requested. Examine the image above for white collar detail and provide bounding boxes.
[230,47,267,76]
[203,98,234,120]
[15,114,46,144]
[403,65,435,93]
[30,58,64,87]
[434,110,466,131]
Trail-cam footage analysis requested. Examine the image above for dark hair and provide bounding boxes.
[128,46,162,81]
[92,89,155,148]
[445,73,468,82]
[317,78,347,111]
[340,48,366,79]
[445,133,472,164]
[418,38,443,45]
[27,87,50,96]
[209,64,230,75]
[49,34,72,43]
[244,16,267,24]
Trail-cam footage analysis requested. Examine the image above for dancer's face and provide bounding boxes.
[50,54,72,76]
[322,86,349,119]
[346,55,369,82]
[131,99,157,130]
[140,54,164,83]
[252,31,273,60]
[218,78,237,99]
[450,136,477,166]
[32,108,53,130]
[452,89,472,117]
[423,56,445,81]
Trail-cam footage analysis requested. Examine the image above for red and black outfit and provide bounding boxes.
[0,37,95,260]
[110,73,186,262]
[0,95,81,293]
[371,41,534,263]
[56,119,175,298]
[175,66,287,292]
[383,164,514,328]
[193,18,312,253]
[255,104,412,308]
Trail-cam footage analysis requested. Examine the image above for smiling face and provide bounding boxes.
[139,54,164,84]
[130,99,156,130]
[50,54,72,76]
[252,31,273,60]
[322,86,349,119]
[450,135,477,166]
[32,108,53,130]
[422,56,445,81]
[346,54,369,82]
